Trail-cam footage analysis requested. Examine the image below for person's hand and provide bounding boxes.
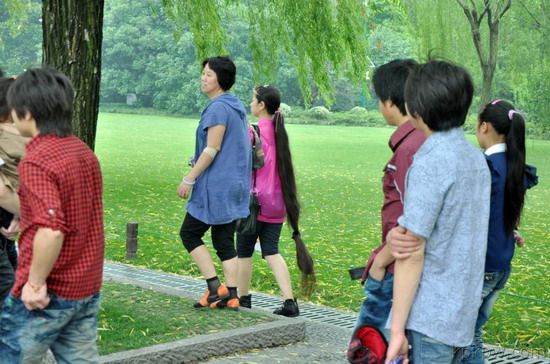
[177,178,194,199]
[1,218,20,240]
[386,226,422,259]
[21,281,50,310]
[385,331,410,364]
[514,230,525,247]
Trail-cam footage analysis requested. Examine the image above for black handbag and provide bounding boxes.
[236,192,260,235]
[236,167,260,235]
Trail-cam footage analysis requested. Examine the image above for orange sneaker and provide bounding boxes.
[193,285,229,308]
[210,297,240,311]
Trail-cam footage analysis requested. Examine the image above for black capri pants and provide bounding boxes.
[180,212,237,261]
[237,221,283,258]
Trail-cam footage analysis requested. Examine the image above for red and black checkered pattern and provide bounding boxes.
[13,135,104,300]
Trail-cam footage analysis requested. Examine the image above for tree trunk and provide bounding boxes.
[480,65,495,108]
[42,0,104,150]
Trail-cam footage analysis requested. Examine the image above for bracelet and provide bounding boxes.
[27,281,44,293]
[182,178,196,186]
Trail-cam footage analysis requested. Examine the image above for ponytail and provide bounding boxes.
[504,111,526,232]
[480,100,526,233]
[273,110,316,297]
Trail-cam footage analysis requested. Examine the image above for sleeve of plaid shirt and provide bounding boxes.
[20,161,70,234]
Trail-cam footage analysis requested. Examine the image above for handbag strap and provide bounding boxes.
[251,124,259,193]
[252,168,257,192]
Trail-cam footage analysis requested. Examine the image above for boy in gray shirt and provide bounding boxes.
[385,60,491,364]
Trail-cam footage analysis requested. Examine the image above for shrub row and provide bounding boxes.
[99,103,549,139]
[285,107,386,127]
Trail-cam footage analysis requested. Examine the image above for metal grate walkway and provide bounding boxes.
[103,262,549,364]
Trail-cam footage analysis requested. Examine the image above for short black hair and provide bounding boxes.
[202,56,236,91]
[0,77,16,121]
[372,59,418,115]
[405,60,474,131]
[7,67,73,137]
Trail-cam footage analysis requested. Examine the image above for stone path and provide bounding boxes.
[203,322,351,364]
[104,261,550,364]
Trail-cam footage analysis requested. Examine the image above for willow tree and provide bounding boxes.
[160,0,369,106]
[5,0,368,148]
[403,0,513,108]
[457,0,511,107]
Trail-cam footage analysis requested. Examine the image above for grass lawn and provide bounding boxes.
[96,112,549,355]
[98,281,273,355]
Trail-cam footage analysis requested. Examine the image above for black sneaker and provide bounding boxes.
[273,299,299,317]
[240,294,252,308]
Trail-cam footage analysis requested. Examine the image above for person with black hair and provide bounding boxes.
[461,100,537,364]
[385,60,491,364]
[236,85,315,317]
[177,56,251,311]
[0,76,29,307]
[0,67,104,363]
[352,59,423,336]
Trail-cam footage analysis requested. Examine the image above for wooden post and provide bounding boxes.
[126,222,138,259]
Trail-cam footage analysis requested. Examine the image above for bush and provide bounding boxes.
[332,110,386,127]
[349,106,368,114]
[285,107,386,127]
[308,106,331,120]
[280,103,292,117]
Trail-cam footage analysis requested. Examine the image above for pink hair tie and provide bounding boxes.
[491,99,502,105]
[508,110,520,121]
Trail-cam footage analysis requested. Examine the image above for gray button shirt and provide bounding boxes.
[398,127,491,347]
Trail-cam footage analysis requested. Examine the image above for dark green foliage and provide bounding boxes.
[0,0,41,75]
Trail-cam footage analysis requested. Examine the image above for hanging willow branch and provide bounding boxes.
[161,0,369,107]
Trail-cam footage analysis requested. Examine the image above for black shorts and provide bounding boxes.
[236,221,282,258]
[179,213,237,261]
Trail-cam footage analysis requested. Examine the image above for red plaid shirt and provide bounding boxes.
[13,135,104,299]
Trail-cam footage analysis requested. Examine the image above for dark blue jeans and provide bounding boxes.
[0,293,101,364]
[460,270,511,364]
[0,238,15,307]
[355,271,393,339]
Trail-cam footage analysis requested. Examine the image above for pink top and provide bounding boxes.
[250,118,286,223]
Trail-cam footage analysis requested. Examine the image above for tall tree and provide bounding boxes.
[42,0,104,149]
[456,0,511,107]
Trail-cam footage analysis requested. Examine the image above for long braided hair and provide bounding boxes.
[254,85,316,297]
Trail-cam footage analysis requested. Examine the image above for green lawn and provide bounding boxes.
[98,281,273,355]
[96,112,549,355]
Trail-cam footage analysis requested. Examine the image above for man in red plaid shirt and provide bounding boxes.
[0,68,104,363]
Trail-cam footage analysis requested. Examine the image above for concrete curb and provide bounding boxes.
[100,318,306,364]
[99,271,307,363]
